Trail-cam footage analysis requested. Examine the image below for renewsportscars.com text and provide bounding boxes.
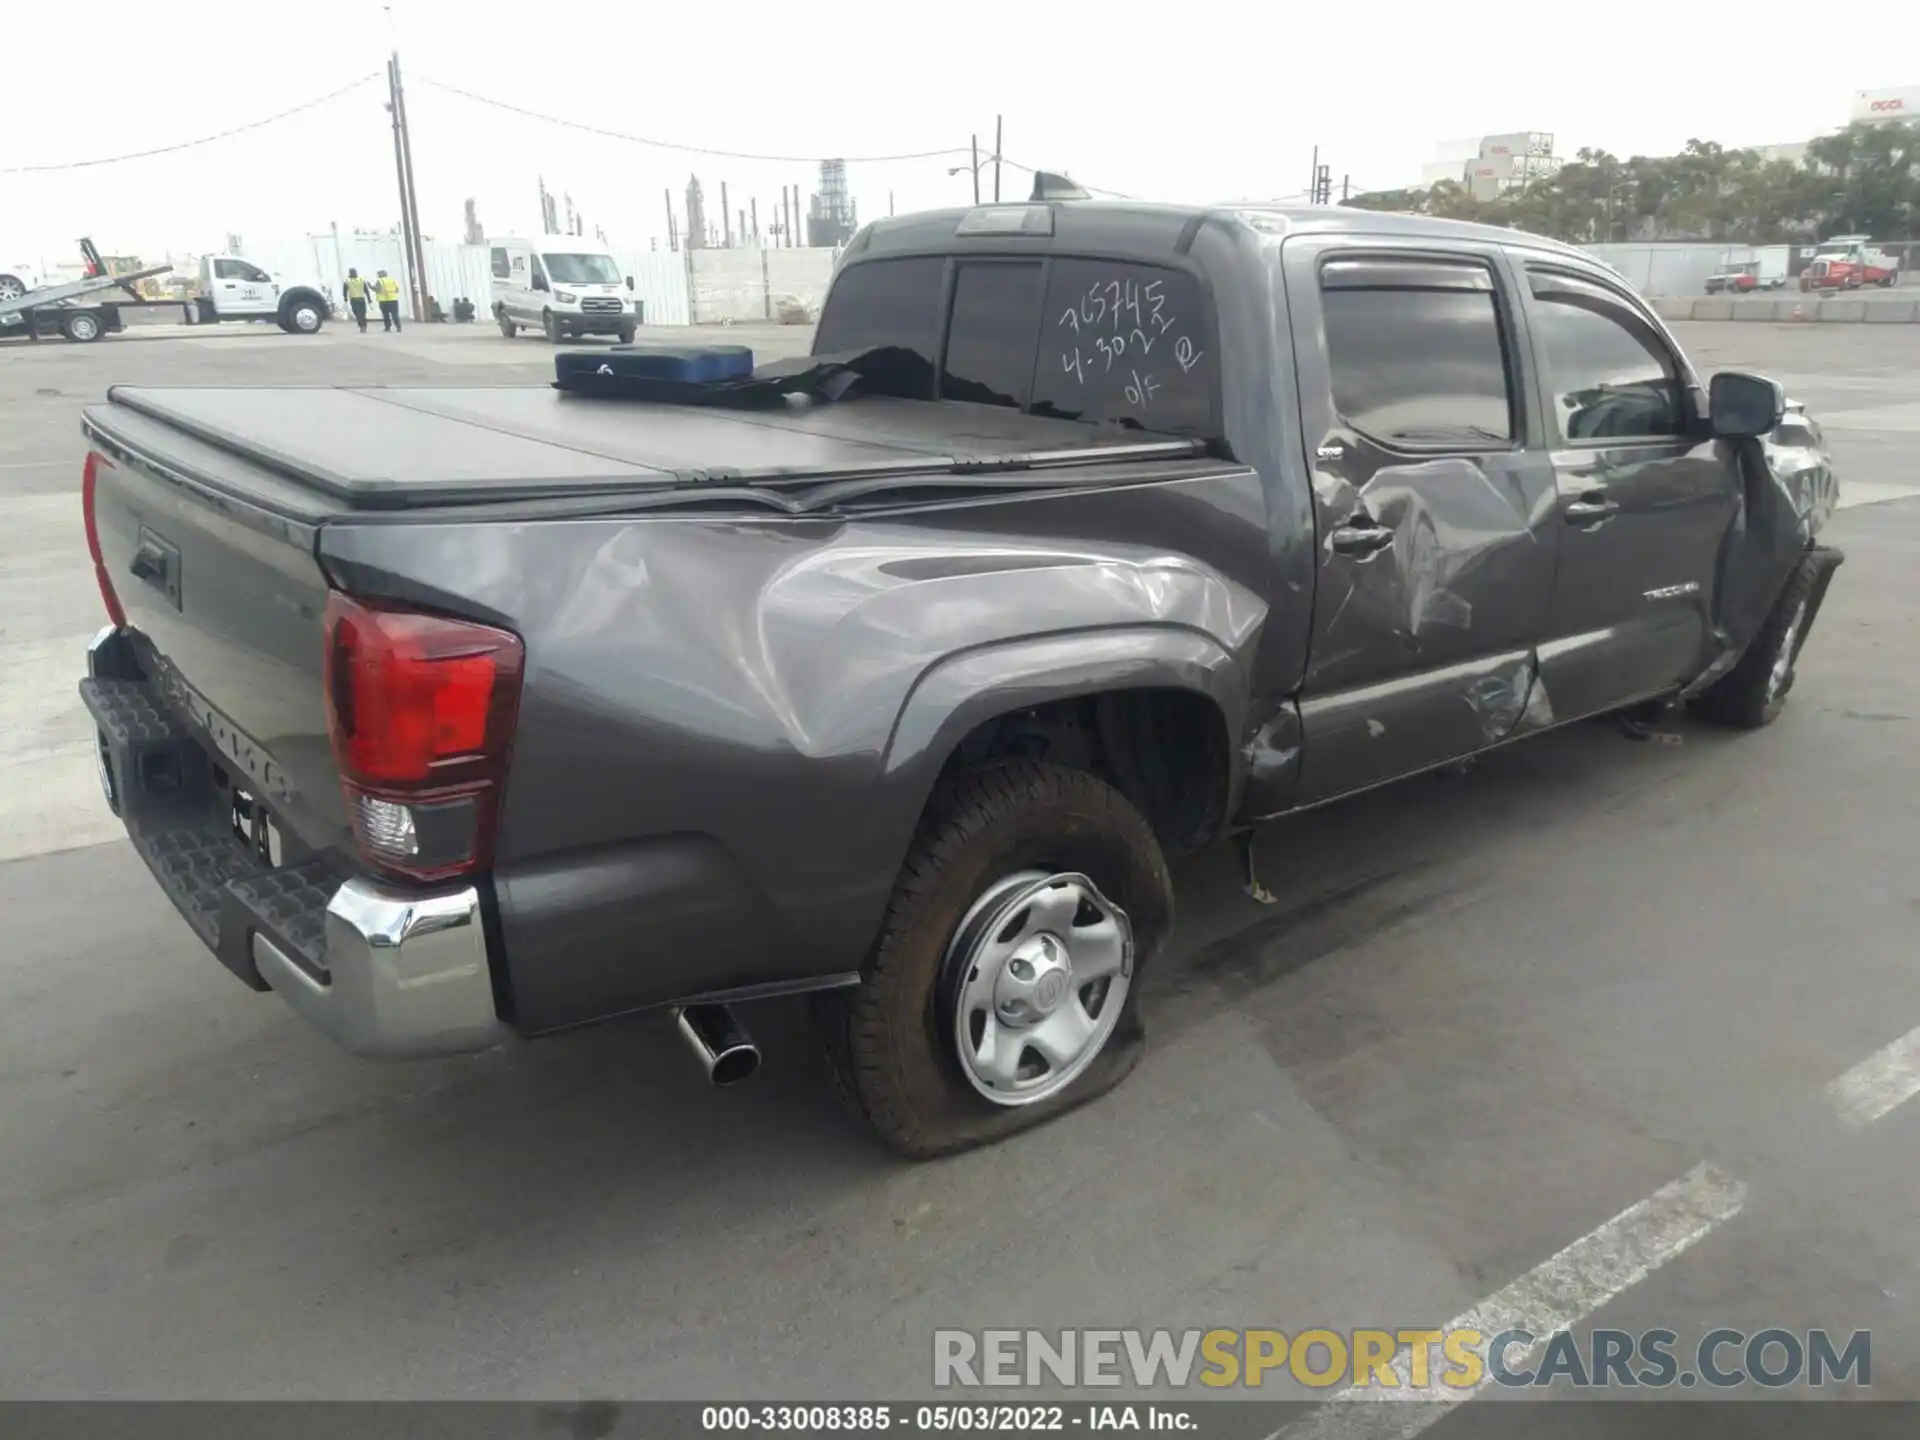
[932,1327,1871,1391]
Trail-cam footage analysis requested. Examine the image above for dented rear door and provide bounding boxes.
[1281,240,1561,800]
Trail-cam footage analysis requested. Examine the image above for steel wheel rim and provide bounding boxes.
[294,306,319,332]
[1766,599,1808,704]
[946,870,1134,1108]
[70,316,98,340]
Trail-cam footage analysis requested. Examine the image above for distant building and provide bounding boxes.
[1851,86,1919,125]
[806,158,858,249]
[1409,132,1563,197]
[1464,132,1563,200]
[685,176,707,251]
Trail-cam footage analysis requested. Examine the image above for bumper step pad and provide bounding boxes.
[79,676,334,990]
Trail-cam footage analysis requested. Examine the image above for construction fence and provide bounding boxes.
[221,235,843,328]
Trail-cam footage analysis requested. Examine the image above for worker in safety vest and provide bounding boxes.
[341,269,372,332]
[373,270,403,332]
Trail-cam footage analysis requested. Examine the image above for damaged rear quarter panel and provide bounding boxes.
[319,470,1274,1031]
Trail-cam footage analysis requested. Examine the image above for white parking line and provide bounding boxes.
[1827,1026,1920,1129]
[1273,1162,1748,1440]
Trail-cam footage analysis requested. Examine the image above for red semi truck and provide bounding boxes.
[1799,235,1901,291]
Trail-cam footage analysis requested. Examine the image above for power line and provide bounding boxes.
[416,77,974,165]
[0,74,382,175]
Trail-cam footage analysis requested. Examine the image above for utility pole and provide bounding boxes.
[993,115,1003,202]
[1341,174,1350,203]
[664,188,677,251]
[386,51,428,321]
[750,198,759,245]
[889,190,895,217]
[971,134,981,204]
[721,182,732,247]
[1309,145,1318,204]
[386,55,420,320]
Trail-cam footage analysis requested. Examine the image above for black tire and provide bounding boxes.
[1688,560,1821,730]
[62,312,102,343]
[279,297,324,334]
[815,760,1173,1160]
[543,310,562,343]
[616,324,636,345]
[497,309,517,338]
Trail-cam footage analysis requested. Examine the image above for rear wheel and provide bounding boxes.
[61,311,102,343]
[816,760,1172,1160]
[0,274,26,303]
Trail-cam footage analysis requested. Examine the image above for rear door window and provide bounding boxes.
[1030,260,1214,435]
[813,256,946,399]
[941,262,1045,409]
[1318,259,1516,446]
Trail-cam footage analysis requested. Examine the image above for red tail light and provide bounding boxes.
[82,452,126,628]
[323,592,525,882]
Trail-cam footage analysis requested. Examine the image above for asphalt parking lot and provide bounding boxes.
[3,318,1920,1424]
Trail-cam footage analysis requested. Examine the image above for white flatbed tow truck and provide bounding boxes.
[1,239,333,343]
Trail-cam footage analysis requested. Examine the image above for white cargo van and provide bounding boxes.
[489,236,640,342]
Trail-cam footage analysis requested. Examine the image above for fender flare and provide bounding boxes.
[880,624,1252,813]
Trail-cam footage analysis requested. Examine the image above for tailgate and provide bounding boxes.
[82,415,348,863]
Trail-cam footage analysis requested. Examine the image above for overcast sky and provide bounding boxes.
[3,0,1913,270]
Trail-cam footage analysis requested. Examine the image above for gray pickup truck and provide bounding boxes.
[78,198,1841,1158]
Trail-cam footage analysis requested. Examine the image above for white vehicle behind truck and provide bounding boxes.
[2,242,336,343]
[188,254,334,332]
[489,235,641,342]
[0,259,46,303]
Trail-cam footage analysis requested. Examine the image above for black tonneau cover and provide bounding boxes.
[90,386,1204,510]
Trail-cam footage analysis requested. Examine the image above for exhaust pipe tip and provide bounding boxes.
[675,1003,762,1087]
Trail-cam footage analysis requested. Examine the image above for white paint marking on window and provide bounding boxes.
[1827,1025,1920,1129]
[1270,1161,1747,1440]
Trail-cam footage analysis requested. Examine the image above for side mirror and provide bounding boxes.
[625,275,634,290]
[532,274,549,292]
[1708,371,1785,439]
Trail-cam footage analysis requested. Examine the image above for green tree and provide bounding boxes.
[1342,121,1920,244]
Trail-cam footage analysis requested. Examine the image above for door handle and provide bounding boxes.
[1330,520,1396,556]
[1564,492,1620,524]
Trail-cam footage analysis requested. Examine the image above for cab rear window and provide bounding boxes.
[812,257,944,399]
[1030,260,1214,436]
[815,254,1215,436]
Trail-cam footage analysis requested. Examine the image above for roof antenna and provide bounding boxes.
[1028,171,1091,202]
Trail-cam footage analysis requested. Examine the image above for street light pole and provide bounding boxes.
[993,116,1003,202]
[971,134,981,204]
